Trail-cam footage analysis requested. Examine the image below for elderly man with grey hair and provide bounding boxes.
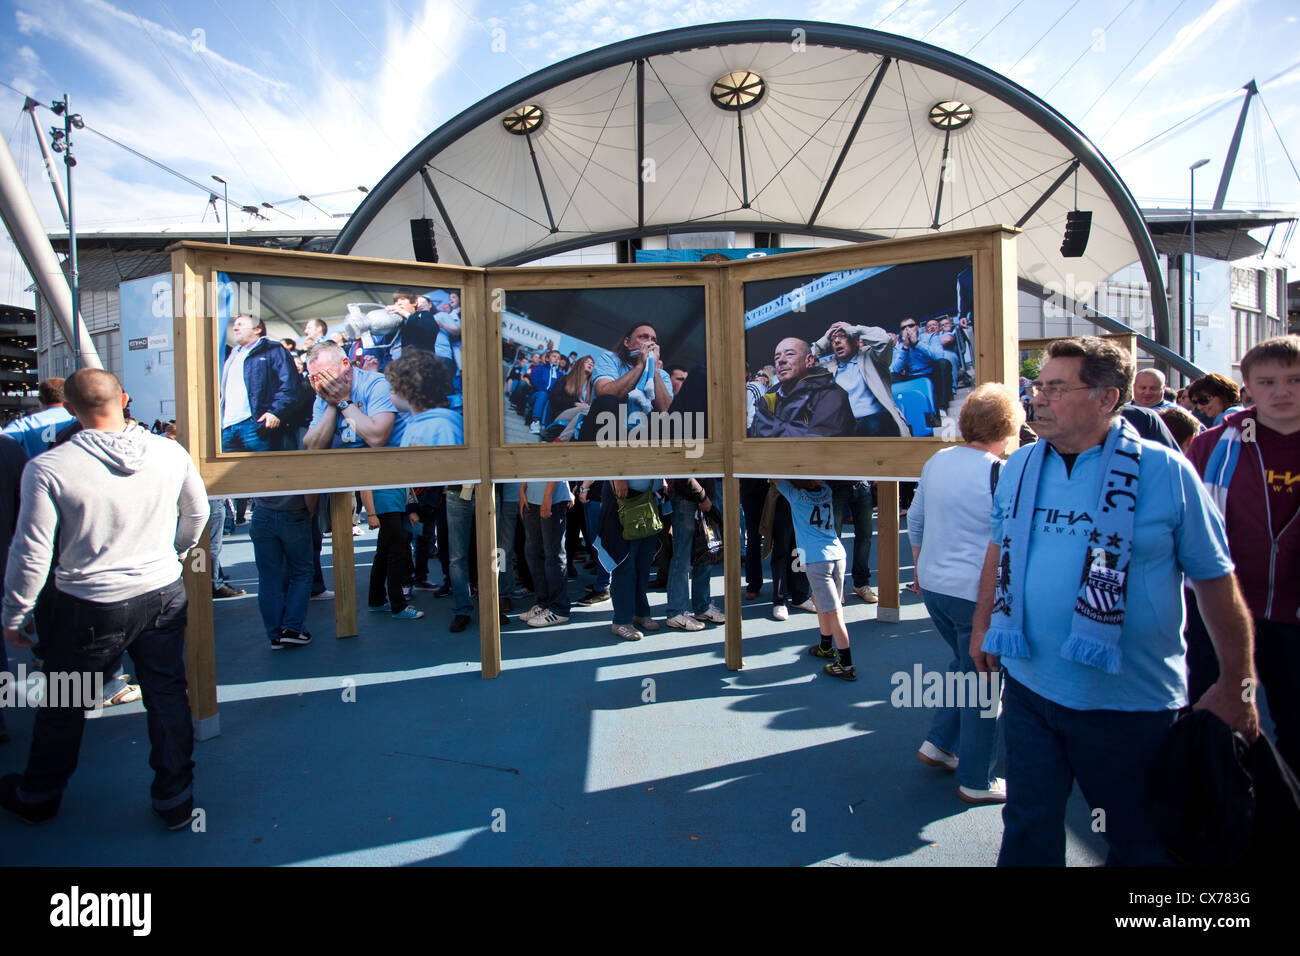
[971,336,1258,866]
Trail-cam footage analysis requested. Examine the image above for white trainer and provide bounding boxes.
[526,609,569,628]
[917,740,959,772]
[694,604,725,624]
[957,779,1007,805]
[666,613,705,631]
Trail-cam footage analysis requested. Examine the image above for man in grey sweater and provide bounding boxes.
[1,369,209,830]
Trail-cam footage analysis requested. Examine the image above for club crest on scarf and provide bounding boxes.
[1076,544,1127,625]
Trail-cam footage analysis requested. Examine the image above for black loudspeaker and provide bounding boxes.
[410,218,439,262]
[1060,210,1092,258]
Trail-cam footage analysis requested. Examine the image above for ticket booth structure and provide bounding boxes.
[170,224,1019,737]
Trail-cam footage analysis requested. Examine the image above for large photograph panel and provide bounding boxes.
[501,286,708,453]
[742,257,975,439]
[215,272,466,454]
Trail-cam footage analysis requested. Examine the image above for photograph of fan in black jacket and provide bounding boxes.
[749,337,855,438]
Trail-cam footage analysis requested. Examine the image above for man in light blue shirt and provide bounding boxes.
[302,342,396,449]
[592,324,673,413]
[971,336,1259,866]
[889,317,946,378]
[2,379,74,457]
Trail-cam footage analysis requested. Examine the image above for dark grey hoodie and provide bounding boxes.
[2,425,209,627]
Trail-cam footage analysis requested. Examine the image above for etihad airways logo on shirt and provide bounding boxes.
[1033,507,1093,525]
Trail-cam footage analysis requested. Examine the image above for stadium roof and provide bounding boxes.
[335,20,1170,340]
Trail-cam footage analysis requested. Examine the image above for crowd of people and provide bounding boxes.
[747,313,975,441]
[0,329,1294,869]
[504,321,703,444]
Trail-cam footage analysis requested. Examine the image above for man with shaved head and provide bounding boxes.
[1,368,209,830]
[750,337,855,439]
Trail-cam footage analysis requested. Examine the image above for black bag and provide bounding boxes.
[692,506,724,566]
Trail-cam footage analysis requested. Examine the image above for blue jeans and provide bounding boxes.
[998,675,1175,867]
[522,501,569,613]
[611,535,656,625]
[250,506,314,641]
[445,491,475,617]
[921,589,1001,790]
[220,417,279,452]
[832,481,874,587]
[14,579,193,813]
[666,499,710,617]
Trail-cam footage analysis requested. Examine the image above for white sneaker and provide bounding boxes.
[519,603,545,623]
[794,598,818,613]
[694,604,725,624]
[853,584,878,604]
[310,589,334,601]
[526,609,569,628]
[633,616,659,632]
[666,613,705,631]
[529,420,542,434]
[917,741,959,772]
[772,604,789,621]
[611,622,643,641]
[958,779,1007,805]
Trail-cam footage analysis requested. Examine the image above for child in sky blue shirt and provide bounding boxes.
[775,479,858,681]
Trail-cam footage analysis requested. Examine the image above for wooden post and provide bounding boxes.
[330,492,358,638]
[475,484,501,678]
[722,474,743,669]
[182,518,219,739]
[876,481,900,623]
[716,269,743,670]
[468,273,500,677]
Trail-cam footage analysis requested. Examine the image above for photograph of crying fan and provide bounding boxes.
[214,273,466,454]
[501,286,708,453]
[742,257,975,439]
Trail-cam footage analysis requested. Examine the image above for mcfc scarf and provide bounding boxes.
[983,417,1144,674]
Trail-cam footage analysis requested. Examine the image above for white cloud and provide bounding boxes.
[1133,0,1252,84]
[15,9,43,33]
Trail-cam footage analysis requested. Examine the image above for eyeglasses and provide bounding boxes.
[1028,382,1093,402]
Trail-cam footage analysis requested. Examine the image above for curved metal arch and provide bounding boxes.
[332,19,1168,343]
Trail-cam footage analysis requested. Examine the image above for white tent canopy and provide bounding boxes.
[336,21,1168,342]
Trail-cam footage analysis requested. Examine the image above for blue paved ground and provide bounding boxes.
[0,520,1107,866]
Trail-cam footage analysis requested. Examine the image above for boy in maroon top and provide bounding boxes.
[1188,335,1300,770]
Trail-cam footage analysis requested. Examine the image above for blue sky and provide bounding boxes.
[2,0,1299,305]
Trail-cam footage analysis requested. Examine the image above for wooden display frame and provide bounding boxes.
[167,227,1019,735]
[1020,332,1138,367]
[169,242,483,497]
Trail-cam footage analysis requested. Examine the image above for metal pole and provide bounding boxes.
[24,98,69,227]
[213,175,229,244]
[65,94,80,372]
[1189,175,1195,366]
[0,132,103,368]
[1188,158,1210,367]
